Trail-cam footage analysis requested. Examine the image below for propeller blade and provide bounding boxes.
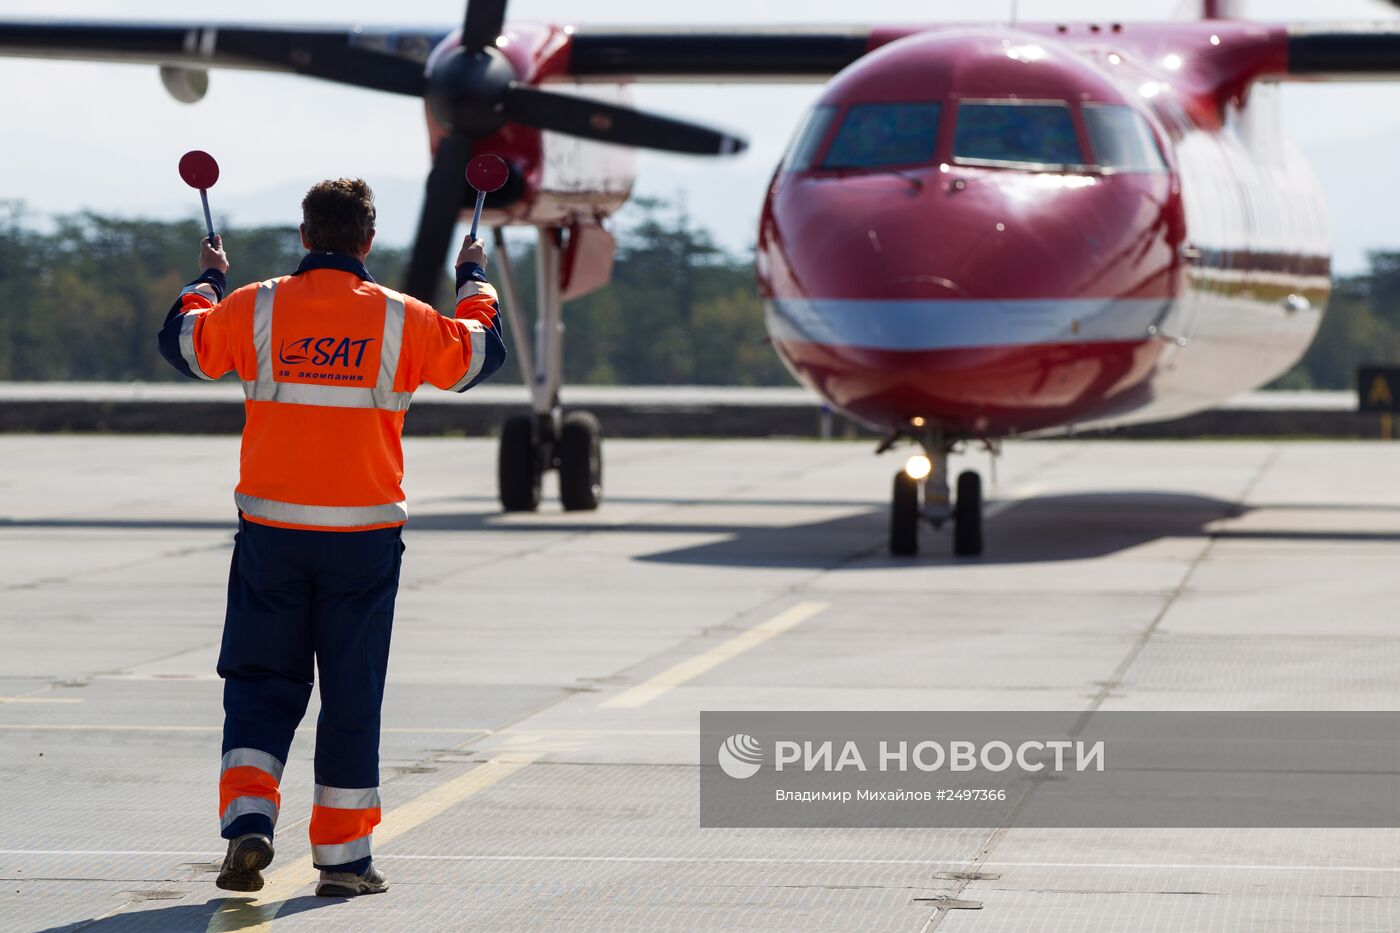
[502,85,747,156]
[461,0,508,52]
[403,134,473,304]
[282,47,427,97]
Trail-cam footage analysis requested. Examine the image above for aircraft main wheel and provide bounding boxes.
[953,470,983,557]
[890,471,919,556]
[498,414,542,512]
[558,410,603,511]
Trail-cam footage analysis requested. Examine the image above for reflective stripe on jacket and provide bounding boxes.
[157,251,506,531]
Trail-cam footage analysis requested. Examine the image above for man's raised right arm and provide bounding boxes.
[156,235,241,380]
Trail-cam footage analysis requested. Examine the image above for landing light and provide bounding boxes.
[1032,174,1097,190]
[1006,44,1046,63]
[905,455,932,480]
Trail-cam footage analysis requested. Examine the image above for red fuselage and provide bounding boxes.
[758,23,1330,436]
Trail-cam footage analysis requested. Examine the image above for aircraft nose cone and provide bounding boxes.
[768,168,1176,301]
[760,169,1183,434]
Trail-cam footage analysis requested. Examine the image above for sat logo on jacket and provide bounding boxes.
[277,336,377,382]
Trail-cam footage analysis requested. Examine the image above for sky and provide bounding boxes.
[1,0,1399,272]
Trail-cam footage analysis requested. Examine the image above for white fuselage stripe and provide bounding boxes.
[765,296,1172,352]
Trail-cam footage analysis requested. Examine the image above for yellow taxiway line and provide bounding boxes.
[206,751,539,933]
[600,600,829,709]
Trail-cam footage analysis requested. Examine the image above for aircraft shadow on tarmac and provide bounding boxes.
[314,492,1400,567]
[10,492,1400,569]
[32,894,338,933]
[621,491,1251,568]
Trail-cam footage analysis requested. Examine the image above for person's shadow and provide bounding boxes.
[33,894,344,933]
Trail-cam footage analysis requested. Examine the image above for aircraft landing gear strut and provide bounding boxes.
[494,226,602,513]
[889,426,983,558]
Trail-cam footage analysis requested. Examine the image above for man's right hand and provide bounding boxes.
[456,236,487,270]
[200,235,230,275]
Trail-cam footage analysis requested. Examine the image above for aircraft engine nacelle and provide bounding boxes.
[422,25,636,231]
[159,65,209,103]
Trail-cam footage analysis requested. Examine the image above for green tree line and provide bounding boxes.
[1,194,1396,390]
[1271,252,1400,390]
[0,198,791,386]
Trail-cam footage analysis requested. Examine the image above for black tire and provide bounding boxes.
[890,470,919,556]
[498,414,542,512]
[953,470,983,557]
[558,410,603,511]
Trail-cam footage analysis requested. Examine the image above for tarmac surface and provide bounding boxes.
[0,384,1373,439]
[2,435,1399,932]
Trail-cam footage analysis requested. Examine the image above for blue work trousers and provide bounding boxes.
[216,516,402,873]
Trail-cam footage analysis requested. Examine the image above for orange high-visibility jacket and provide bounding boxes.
[157,251,506,531]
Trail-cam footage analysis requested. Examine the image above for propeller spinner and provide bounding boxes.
[402,0,747,302]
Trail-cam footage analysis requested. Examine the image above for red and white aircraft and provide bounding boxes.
[2,0,1396,554]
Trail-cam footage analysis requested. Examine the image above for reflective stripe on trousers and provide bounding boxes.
[244,279,410,411]
[219,747,284,832]
[310,783,381,869]
[311,836,373,868]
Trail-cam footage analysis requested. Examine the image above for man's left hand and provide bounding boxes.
[456,236,487,271]
[201,235,230,275]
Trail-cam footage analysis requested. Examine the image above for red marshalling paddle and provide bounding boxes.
[465,154,509,240]
[178,150,221,241]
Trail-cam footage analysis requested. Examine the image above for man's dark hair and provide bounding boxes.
[301,178,376,254]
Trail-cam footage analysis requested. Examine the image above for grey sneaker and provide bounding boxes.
[315,862,388,897]
[215,833,275,892]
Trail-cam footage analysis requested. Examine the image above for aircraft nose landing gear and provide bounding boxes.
[888,426,984,557]
[953,469,983,556]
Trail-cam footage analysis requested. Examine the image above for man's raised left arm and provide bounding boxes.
[411,236,508,392]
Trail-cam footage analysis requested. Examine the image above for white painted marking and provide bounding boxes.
[7,849,1400,876]
[0,723,491,734]
[2,849,212,857]
[0,696,83,704]
[95,672,221,681]
[0,724,220,732]
[379,855,1400,875]
[600,601,829,709]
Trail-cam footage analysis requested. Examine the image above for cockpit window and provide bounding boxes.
[1083,104,1167,172]
[781,105,837,173]
[953,101,1082,169]
[820,103,941,170]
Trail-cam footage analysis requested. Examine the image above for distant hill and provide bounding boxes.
[1297,128,1400,276]
[201,159,776,260]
